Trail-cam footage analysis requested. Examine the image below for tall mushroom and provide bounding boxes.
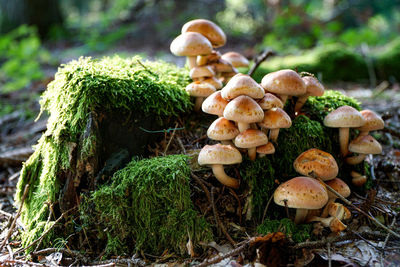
[346,135,382,165]
[198,144,242,189]
[170,32,212,69]
[274,176,328,224]
[323,105,365,157]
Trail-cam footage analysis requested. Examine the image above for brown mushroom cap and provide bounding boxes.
[293,148,339,181]
[186,81,216,97]
[198,144,242,165]
[256,142,275,154]
[221,51,249,68]
[302,76,325,96]
[223,95,264,124]
[348,135,382,155]
[326,178,351,199]
[261,69,306,96]
[233,129,268,148]
[323,106,365,128]
[197,50,221,65]
[356,110,384,132]
[203,77,223,90]
[221,74,265,100]
[202,91,228,116]
[258,108,292,129]
[182,19,226,48]
[170,32,213,56]
[190,66,215,79]
[274,176,329,209]
[258,93,284,110]
[210,59,236,73]
[207,117,239,141]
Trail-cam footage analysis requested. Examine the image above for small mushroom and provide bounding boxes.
[202,77,223,90]
[182,19,226,48]
[221,51,249,68]
[202,91,228,117]
[327,202,351,220]
[207,117,239,145]
[197,50,221,66]
[198,144,242,189]
[186,81,216,111]
[221,73,264,100]
[295,75,325,114]
[346,135,382,165]
[307,216,347,233]
[356,110,384,137]
[320,178,351,218]
[189,66,215,81]
[323,105,365,156]
[351,171,367,187]
[258,108,291,142]
[257,93,284,110]
[274,176,328,224]
[256,142,275,157]
[233,129,269,161]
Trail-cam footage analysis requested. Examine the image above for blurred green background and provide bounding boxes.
[1,0,400,96]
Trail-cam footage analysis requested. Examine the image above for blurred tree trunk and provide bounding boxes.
[0,0,64,37]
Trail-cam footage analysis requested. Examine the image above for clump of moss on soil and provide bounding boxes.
[257,218,312,243]
[81,155,212,257]
[16,56,192,251]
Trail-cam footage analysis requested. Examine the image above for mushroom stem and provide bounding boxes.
[238,122,250,133]
[269,129,280,142]
[211,164,240,189]
[358,131,369,137]
[197,55,208,66]
[248,147,256,161]
[294,208,309,224]
[345,154,367,165]
[194,97,204,112]
[279,95,288,105]
[294,95,308,114]
[221,140,235,146]
[339,127,350,156]
[187,56,197,69]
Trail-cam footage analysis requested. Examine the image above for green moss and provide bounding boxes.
[257,218,312,243]
[15,56,192,252]
[374,38,400,81]
[81,155,212,256]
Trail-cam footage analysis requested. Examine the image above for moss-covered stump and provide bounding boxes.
[81,155,212,256]
[16,56,194,252]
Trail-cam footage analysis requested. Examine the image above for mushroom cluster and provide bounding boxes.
[170,19,250,111]
[274,148,352,233]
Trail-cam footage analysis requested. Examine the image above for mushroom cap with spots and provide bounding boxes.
[221,51,249,68]
[203,77,223,89]
[256,142,275,154]
[223,95,264,124]
[190,66,215,80]
[185,81,216,97]
[182,19,226,48]
[170,32,213,57]
[325,178,351,199]
[233,129,268,148]
[258,108,292,129]
[356,110,384,132]
[348,135,382,155]
[302,76,325,96]
[323,105,365,128]
[221,74,265,100]
[258,93,284,110]
[293,148,338,181]
[198,144,242,165]
[210,59,236,73]
[261,69,306,96]
[202,91,228,116]
[207,117,240,141]
[274,176,329,210]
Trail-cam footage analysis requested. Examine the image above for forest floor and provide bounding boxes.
[0,57,400,266]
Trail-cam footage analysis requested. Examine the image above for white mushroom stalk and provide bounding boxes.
[210,164,239,189]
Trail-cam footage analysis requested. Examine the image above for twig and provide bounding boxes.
[163,122,179,155]
[191,172,212,205]
[247,49,276,77]
[31,247,88,263]
[0,184,29,251]
[211,187,236,246]
[196,238,252,267]
[327,241,331,267]
[229,188,242,223]
[382,216,397,250]
[34,203,54,252]
[319,178,400,239]
[262,194,274,223]
[176,136,187,154]
[0,259,46,266]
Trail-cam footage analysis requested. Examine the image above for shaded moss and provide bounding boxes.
[81,155,212,256]
[257,218,312,243]
[15,56,192,252]
[374,38,400,81]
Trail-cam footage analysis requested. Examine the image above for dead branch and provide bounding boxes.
[191,172,212,205]
[248,49,276,77]
[0,259,46,266]
[0,147,34,167]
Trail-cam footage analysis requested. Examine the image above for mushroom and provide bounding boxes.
[221,51,249,68]
[223,95,264,132]
[327,202,351,220]
[257,93,284,110]
[189,65,215,81]
[221,73,265,100]
[261,69,306,104]
[351,171,367,187]
[202,91,228,117]
[207,117,239,145]
[257,108,291,142]
[256,142,275,157]
[198,144,242,189]
[170,32,212,69]
[185,81,216,111]
[323,105,365,156]
[307,216,347,233]
[356,110,384,137]
[293,148,338,181]
[346,135,382,165]
[182,19,226,48]
[197,50,221,66]
[202,77,223,90]
[295,75,325,115]
[274,176,328,224]
[233,129,269,161]
[320,178,350,218]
